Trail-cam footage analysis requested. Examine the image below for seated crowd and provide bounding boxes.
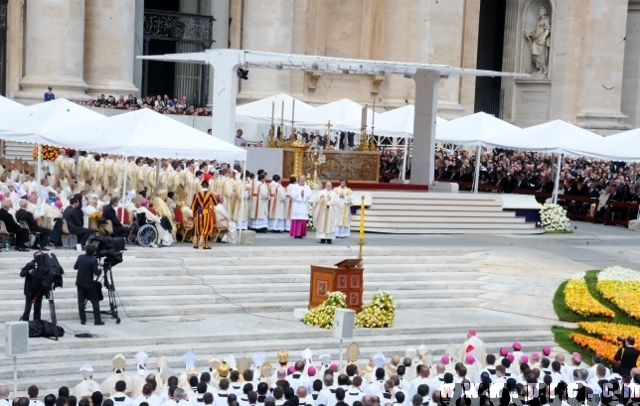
[77,94,212,117]
[0,149,300,250]
[1,333,636,406]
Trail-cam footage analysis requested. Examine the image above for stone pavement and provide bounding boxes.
[0,222,637,394]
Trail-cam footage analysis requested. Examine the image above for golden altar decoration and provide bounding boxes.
[282,149,380,183]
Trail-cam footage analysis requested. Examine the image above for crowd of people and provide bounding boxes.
[0,149,357,252]
[76,94,212,117]
[2,331,638,406]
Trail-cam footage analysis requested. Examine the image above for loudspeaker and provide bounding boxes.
[333,308,356,340]
[5,321,29,357]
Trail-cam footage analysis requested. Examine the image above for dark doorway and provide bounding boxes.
[145,39,177,99]
[474,0,506,118]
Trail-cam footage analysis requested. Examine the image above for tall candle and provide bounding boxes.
[359,195,365,239]
[372,98,376,127]
[281,100,285,126]
[361,104,368,129]
[292,99,295,122]
[271,101,275,125]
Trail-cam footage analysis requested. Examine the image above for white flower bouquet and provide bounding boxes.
[540,203,571,232]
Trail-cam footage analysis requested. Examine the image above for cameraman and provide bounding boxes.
[74,245,104,325]
[614,336,640,376]
[19,251,45,321]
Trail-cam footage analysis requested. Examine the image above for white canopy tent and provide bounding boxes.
[483,119,606,203]
[0,98,106,181]
[0,96,24,112]
[569,129,640,161]
[42,108,247,224]
[435,112,520,192]
[236,93,314,123]
[42,108,246,162]
[375,105,447,138]
[296,98,381,132]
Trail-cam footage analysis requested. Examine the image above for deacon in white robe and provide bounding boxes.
[267,175,287,232]
[333,180,353,238]
[248,174,269,231]
[215,197,237,243]
[312,182,339,244]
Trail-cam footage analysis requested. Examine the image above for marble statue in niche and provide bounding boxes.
[524,6,551,77]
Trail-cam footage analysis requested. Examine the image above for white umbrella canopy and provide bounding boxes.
[0,98,106,144]
[0,96,24,113]
[436,111,519,145]
[375,104,447,138]
[482,119,604,154]
[236,93,314,123]
[41,108,246,162]
[297,98,381,131]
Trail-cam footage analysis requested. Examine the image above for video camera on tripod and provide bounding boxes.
[88,237,123,324]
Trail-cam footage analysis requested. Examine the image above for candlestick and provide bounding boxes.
[361,104,368,129]
[359,195,365,239]
[292,99,295,123]
[281,100,285,126]
[271,101,275,125]
[372,98,376,127]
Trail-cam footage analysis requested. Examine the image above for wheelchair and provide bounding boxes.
[127,212,158,247]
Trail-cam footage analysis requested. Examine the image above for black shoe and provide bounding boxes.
[94,321,105,326]
[320,239,326,243]
[327,240,332,244]
[294,236,303,239]
[80,321,86,325]
[16,247,29,252]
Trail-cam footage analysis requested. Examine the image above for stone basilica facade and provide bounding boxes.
[1,0,640,133]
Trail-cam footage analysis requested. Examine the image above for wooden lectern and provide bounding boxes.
[309,259,364,312]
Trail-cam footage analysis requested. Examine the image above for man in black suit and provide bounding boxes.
[614,337,640,377]
[0,201,30,251]
[74,245,103,325]
[19,251,45,321]
[63,198,90,246]
[102,197,130,237]
[15,200,51,250]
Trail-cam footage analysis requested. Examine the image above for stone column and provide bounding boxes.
[238,0,294,100]
[412,70,441,186]
[83,0,138,99]
[574,0,630,133]
[621,0,640,128]
[15,0,89,103]
[458,0,481,116]
[499,0,518,123]
[132,0,144,96]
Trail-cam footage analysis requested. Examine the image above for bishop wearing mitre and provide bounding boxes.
[312,181,339,244]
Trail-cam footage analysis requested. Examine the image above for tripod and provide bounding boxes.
[47,289,59,341]
[86,258,121,324]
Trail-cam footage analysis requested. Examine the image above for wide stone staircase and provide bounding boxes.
[0,246,556,394]
[352,191,541,234]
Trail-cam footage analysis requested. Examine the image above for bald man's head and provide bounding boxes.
[0,386,9,398]
[436,363,445,374]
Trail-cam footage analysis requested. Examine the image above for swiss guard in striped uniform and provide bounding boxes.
[191,180,217,249]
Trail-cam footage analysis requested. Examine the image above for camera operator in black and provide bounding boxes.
[19,251,45,321]
[74,245,104,325]
[614,336,640,377]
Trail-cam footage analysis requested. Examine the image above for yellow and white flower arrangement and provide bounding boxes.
[32,145,59,161]
[540,203,571,232]
[564,278,614,318]
[291,140,308,148]
[302,291,346,329]
[596,266,640,320]
[356,290,396,328]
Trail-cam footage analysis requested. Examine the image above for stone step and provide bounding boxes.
[364,227,542,235]
[365,205,503,212]
[371,198,501,207]
[353,211,518,219]
[362,222,534,230]
[0,297,487,323]
[355,217,525,225]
